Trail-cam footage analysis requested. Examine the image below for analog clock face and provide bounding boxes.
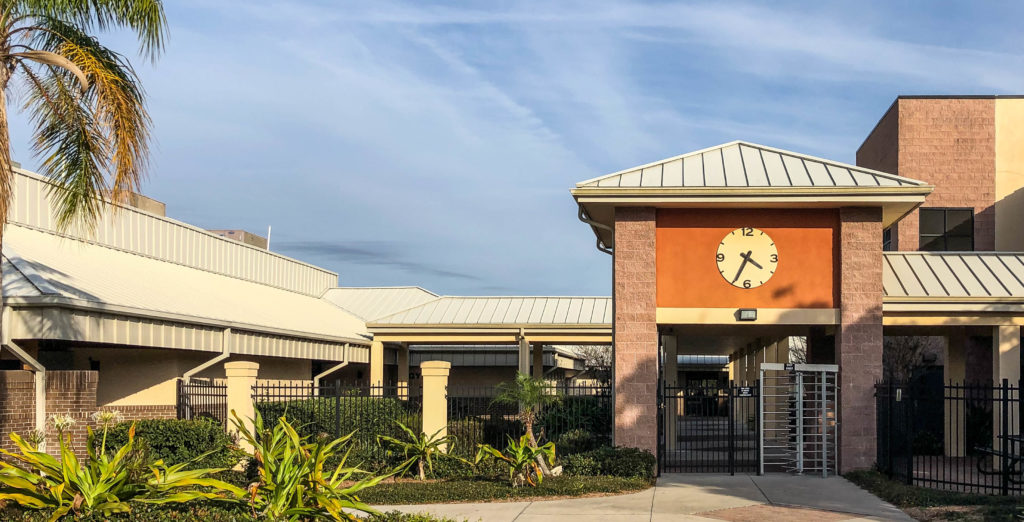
[716,227,778,289]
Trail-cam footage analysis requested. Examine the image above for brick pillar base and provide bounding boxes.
[838,207,884,472]
[612,207,658,456]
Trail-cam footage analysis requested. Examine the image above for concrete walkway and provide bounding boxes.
[376,474,913,521]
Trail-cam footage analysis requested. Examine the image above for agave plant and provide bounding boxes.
[0,416,242,521]
[231,408,392,521]
[475,434,556,487]
[377,421,468,481]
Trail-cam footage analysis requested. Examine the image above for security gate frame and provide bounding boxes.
[758,363,839,477]
[659,381,761,474]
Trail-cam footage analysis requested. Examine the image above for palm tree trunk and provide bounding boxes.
[524,417,552,476]
[0,63,11,350]
[418,459,425,481]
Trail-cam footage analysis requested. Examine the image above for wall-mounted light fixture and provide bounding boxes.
[736,308,757,322]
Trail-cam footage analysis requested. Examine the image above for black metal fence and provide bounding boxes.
[176,379,227,427]
[251,382,423,468]
[877,379,1022,496]
[446,383,612,458]
[660,381,760,474]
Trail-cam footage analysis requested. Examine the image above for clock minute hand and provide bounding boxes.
[740,251,763,270]
[731,251,752,283]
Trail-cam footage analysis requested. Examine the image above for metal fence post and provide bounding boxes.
[728,382,735,475]
[334,379,342,438]
[1001,378,1010,496]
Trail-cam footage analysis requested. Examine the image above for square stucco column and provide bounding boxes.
[993,325,1021,455]
[612,206,658,456]
[837,207,884,472]
[225,361,259,454]
[421,361,450,450]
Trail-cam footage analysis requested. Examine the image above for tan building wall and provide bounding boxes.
[858,97,997,251]
[71,347,312,407]
[995,98,1024,251]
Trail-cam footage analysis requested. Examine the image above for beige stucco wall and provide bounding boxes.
[71,348,313,407]
[995,98,1024,251]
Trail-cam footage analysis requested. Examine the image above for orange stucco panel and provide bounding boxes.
[656,209,839,309]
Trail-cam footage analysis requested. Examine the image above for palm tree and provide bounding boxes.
[0,1,167,233]
[493,372,561,475]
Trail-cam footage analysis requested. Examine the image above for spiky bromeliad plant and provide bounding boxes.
[377,421,468,481]
[0,411,243,521]
[475,434,556,487]
[231,408,393,521]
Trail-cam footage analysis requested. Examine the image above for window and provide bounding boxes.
[882,227,894,251]
[919,208,973,251]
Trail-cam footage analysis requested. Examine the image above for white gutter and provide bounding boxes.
[313,343,351,393]
[182,328,233,383]
[2,308,46,451]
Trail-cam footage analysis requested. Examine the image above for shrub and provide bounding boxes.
[104,418,244,470]
[360,475,652,505]
[539,396,611,443]
[561,453,601,476]
[555,428,598,455]
[446,418,483,457]
[563,446,656,479]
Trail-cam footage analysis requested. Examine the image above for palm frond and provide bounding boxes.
[17,0,168,60]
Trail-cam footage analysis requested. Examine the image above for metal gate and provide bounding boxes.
[660,381,760,473]
[759,363,839,476]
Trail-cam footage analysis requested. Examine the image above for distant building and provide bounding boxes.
[208,229,268,249]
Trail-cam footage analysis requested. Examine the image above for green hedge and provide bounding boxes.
[538,396,611,444]
[562,446,656,479]
[103,419,244,470]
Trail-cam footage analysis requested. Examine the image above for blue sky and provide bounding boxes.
[8,1,1024,296]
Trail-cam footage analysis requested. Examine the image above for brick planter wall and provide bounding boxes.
[612,206,658,456]
[45,371,98,456]
[0,371,35,452]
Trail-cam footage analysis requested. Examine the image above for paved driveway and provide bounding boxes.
[376,474,913,521]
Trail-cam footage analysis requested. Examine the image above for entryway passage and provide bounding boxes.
[376,474,912,521]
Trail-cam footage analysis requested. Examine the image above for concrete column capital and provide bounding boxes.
[224,361,259,378]
[420,360,451,377]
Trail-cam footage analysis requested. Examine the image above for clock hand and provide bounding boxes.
[731,252,751,284]
[740,251,763,270]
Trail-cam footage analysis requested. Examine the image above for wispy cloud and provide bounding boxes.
[5,0,1022,295]
[275,240,482,281]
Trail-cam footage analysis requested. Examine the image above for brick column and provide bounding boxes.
[612,206,658,456]
[837,207,884,472]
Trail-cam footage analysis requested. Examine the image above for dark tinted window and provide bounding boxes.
[919,208,974,252]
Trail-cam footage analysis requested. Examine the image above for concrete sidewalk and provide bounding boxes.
[376,474,913,521]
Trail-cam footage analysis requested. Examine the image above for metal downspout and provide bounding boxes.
[183,327,233,383]
[577,204,613,255]
[313,343,351,394]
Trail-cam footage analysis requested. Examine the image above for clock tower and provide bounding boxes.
[572,141,932,472]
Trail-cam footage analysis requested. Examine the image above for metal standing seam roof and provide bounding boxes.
[368,296,613,326]
[2,224,371,343]
[883,252,1024,299]
[321,286,440,321]
[575,141,929,189]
